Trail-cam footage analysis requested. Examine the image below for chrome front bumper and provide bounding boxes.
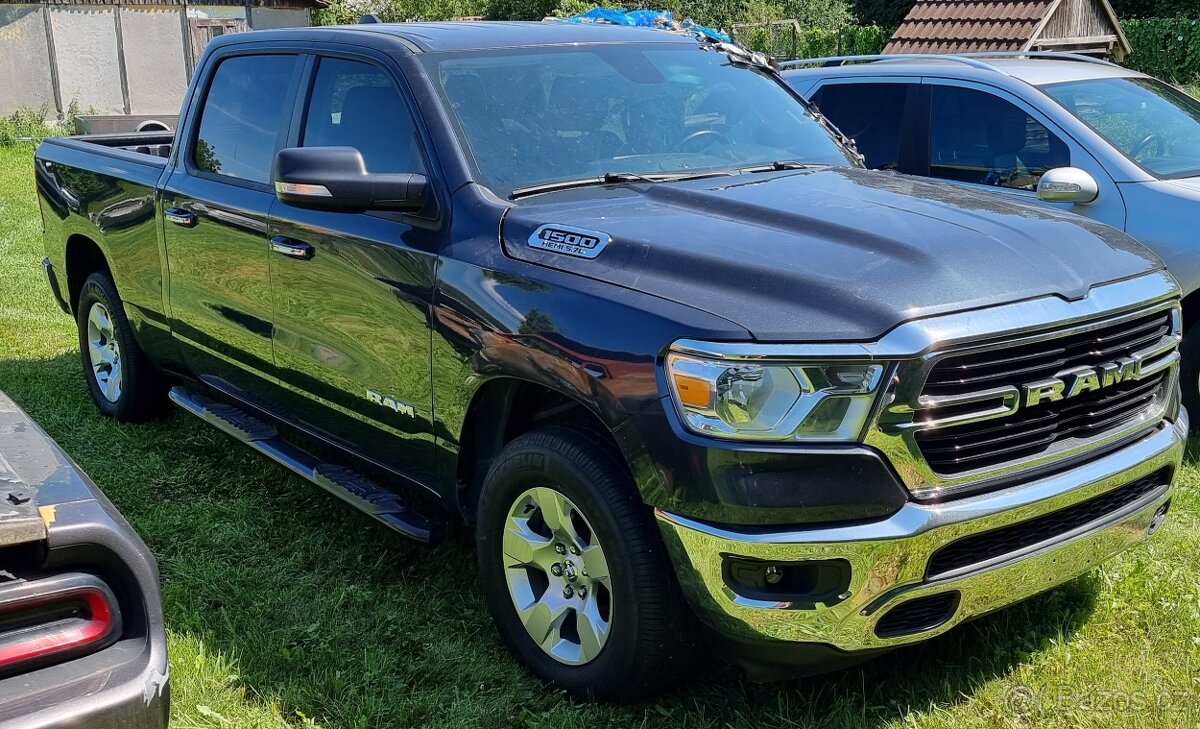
[656,412,1187,656]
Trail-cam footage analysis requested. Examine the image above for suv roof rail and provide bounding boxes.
[778,50,1120,74]
[955,51,1120,67]
[777,53,1003,72]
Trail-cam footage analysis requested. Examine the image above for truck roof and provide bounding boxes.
[236,20,696,53]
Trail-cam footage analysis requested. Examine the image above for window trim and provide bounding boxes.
[182,48,308,193]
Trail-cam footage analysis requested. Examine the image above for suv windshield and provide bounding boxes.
[424,42,856,196]
[1044,76,1200,179]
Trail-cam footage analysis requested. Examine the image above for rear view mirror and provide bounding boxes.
[273,146,427,213]
[1037,167,1099,205]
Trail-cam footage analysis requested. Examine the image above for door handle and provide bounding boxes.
[164,208,197,227]
[271,236,315,260]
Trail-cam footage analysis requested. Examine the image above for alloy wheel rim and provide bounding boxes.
[502,486,613,665]
[86,302,123,403]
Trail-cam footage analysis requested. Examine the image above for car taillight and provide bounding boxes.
[0,573,121,676]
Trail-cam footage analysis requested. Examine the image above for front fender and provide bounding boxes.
[430,248,749,508]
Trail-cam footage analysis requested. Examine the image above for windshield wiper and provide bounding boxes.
[738,160,829,173]
[510,170,733,199]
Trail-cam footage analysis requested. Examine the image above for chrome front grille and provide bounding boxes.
[914,309,1174,475]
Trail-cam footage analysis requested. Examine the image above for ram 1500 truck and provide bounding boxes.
[36,22,1186,700]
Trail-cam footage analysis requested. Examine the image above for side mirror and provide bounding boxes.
[1036,167,1099,205]
[273,146,427,213]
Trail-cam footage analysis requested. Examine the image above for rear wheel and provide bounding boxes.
[76,272,163,421]
[476,424,699,700]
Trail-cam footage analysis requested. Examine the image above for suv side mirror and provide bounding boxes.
[273,146,427,213]
[1036,167,1099,205]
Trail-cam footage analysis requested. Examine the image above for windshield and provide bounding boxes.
[423,43,856,196]
[1044,76,1200,179]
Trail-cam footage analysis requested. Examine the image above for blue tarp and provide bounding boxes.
[563,8,732,44]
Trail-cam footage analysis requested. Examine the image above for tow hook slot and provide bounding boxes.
[1148,500,1170,536]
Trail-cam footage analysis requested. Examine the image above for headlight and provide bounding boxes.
[665,346,886,442]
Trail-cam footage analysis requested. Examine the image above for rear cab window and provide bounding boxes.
[192,54,300,185]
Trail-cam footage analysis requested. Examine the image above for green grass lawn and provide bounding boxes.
[4,142,1200,729]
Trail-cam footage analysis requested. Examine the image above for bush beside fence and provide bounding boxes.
[1122,17,1200,84]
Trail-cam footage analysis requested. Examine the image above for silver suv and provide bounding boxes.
[783,52,1200,415]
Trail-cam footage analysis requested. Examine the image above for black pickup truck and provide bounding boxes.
[36,21,1187,700]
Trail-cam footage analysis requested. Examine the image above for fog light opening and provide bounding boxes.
[1148,500,1170,536]
[723,557,851,608]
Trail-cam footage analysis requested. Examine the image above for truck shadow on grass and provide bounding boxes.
[0,353,1118,728]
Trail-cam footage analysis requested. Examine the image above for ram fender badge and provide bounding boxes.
[527,224,610,259]
[366,388,415,417]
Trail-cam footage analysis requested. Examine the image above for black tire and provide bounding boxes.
[476,424,700,701]
[1181,328,1200,428]
[76,272,164,421]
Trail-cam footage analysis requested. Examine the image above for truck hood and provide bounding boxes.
[501,167,1162,341]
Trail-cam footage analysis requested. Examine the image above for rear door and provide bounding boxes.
[807,79,923,172]
[266,52,442,481]
[162,51,304,393]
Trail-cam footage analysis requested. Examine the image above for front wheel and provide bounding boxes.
[476,425,700,701]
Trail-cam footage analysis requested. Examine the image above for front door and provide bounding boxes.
[267,54,441,480]
[921,81,1127,231]
[163,52,303,394]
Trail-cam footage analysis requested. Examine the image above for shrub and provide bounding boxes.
[850,0,913,27]
[0,105,67,147]
[736,21,890,59]
[1122,17,1200,84]
[315,0,486,23]
[1111,0,1199,20]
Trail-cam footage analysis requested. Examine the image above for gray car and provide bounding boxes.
[783,52,1200,414]
[0,392,168,728]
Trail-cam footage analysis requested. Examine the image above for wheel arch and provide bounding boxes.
[453,376,641,523]
[64,233,111,314]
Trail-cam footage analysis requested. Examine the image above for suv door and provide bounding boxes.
[920,80,1127,230]
[162,52,303,393]
[266,53,441,482]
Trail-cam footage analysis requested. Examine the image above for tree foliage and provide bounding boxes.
[1111,0,1200,20]
[1123,18,1200,83]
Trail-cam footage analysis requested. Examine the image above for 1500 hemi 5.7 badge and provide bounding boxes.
[528,224,610,259]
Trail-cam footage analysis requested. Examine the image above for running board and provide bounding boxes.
[168,386,444,544]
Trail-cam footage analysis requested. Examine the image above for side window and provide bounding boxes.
[812,83,911,170]
[929,86,1070,190]
[193,55,298,184]
[302,57,426,174]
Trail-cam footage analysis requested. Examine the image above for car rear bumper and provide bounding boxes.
[656,411,1186,678]
[0,393,168,728]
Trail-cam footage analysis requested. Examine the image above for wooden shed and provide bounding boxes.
[0,0,321,119]
[885,0,1133,61]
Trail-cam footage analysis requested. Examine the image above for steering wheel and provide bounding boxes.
[1130,133,1165,160]
[677,129,730,154]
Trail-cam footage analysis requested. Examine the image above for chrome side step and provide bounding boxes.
[168,386,444,544]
